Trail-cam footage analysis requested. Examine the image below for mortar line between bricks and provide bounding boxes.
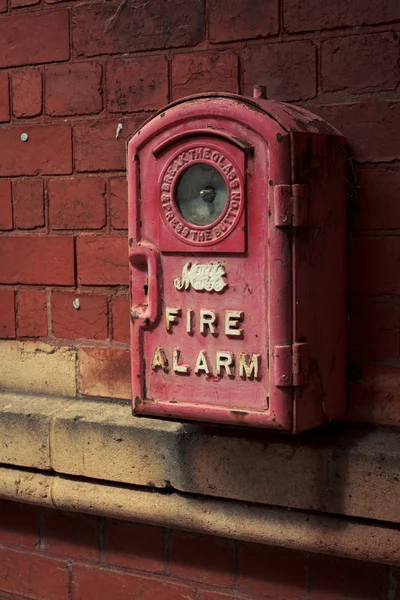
[67,5,72,65]
[12,286,18,338]
[72,235,78,288]
[74,337,80,396]
[167,57,172,104]
[232,538,238,586]
[387,565,397,600]
[305,551,312,599]
[204,0,209,41]
[45,288,52,337]
[67,560,73,600]
[315,41,321,96]
[163,528,170,575]
[1,336,130,349]
[41,64,46,123]
[6,70,10,124]
[279,0,284,35]
[237,52,242,96]
[98,517,106,564]
[38,506,45,552]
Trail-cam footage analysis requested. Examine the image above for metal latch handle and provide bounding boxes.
[129,241,160,327]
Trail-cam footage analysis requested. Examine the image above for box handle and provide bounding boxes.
[129,241,160,327]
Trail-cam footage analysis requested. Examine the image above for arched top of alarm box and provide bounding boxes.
[128,92,344,159]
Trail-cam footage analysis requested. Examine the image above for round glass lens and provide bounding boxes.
[175,163,228,226]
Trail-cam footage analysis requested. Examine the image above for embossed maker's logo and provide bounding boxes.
[174,262,228,293]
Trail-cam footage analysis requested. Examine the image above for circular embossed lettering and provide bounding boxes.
[159,144,244,247]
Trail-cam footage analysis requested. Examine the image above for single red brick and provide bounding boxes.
[209,0,279,42]
[0,10,69,68]
[12,70,42,118]
[51,292,108,340]
[13,179,44,229]
[109,177,128,229]
[77,236,128,285]
[105,520,164,573]
[17,289,48,337]
[72,564,194,600]
[349,237,400,295]
[243,41,316,101]
[168,531,234,587]
[106,55,168,113]
[321,33,399,94]
[0,546,69,599]
[172,51,238,100]
[49,177,106,230]
[111,296,130,344]
[237,542,307,598]
[347,365,400,427]
[0,500,40,549]
[0,124,72,176]
[46,62,102,117]
[314,101,400,162]
[309,554,386,600]
[0,237,75,285]
[79,346,131,399]
[74,118,142,173]
[0,180,13,230]
[348,297,399,363]
[355,166,400,231]
[0,71,9,122]
[12,0,40,6]
[0,290,15,338]
[73,0,204,58]
[287,0,400,32]
[43,509,100,561]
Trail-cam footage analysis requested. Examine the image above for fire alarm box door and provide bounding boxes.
[129,95,346,433]
[130,117,293,430]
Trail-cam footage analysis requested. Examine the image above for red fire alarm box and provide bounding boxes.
[128,93,346,433]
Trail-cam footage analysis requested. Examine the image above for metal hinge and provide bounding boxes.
[274,184,308,228]
[273,343,309,387]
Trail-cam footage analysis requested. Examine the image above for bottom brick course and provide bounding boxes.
[0,503,397,600]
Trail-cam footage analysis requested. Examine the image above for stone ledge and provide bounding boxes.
[1,465,400,567]
[0,392,399,524]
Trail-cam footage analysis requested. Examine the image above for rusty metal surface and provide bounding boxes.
[128,94,346,432]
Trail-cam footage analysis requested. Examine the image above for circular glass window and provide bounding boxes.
[175,163,228,227]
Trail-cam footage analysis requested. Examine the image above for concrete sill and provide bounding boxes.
[0,392,399,564]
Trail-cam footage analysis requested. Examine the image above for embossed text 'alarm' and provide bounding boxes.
[128,92,346,433]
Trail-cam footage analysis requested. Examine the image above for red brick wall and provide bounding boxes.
[0,500,397,600]
[0,2,399,596]
[0,0,399,423]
